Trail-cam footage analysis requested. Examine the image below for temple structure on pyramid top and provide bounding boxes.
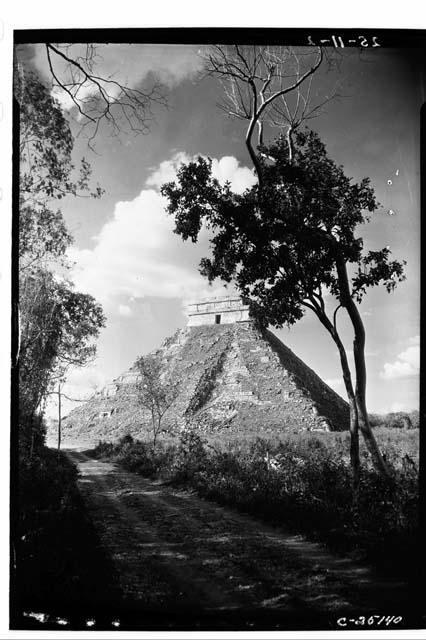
[186,296,250,326]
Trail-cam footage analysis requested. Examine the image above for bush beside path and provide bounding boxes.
[55,445,419,630]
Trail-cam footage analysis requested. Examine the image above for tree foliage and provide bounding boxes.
[16,69,103,274]
[135,355,179,449]
[19,271,105,416]
[17,69,103,204]
[16,67,106,454]
[162,130,405,327]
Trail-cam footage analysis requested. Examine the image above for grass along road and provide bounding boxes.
[65,449,413,630]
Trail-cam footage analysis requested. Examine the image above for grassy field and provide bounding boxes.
[205,426,419,463]
[91,426,419,581]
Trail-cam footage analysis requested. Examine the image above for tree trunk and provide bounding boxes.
[151,409,157,453]
[331,331,361,509]
[29,411,35,461]
[154,416,163,454]
[286,127,294,164]
[348,403,360,517]
[335,255,392,478]
[309,303,360,504]
[57,384,62,455]
[355,388,390,477]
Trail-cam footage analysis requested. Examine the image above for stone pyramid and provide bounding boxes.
[60,297,349,443]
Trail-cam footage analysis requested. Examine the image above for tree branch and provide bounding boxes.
[44,43,167,148]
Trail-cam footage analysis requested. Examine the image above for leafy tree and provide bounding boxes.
[17,70,102,200]
[18,267,105,455]
[16,69,103,272]
[15,67,106,456]
[161,129,406,485]
[135,355,179,451]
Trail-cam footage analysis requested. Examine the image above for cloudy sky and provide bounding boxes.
[19,42,421,418]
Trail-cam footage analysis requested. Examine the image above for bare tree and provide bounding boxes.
[42,43,167,149]
[135,355,179,451]
[203,45,341,175]
[46,373,97,453]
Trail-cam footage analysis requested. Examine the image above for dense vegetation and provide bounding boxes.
[17,69,105,458]
[13,440,119,624]
[92,427,419,581]
[369,410,419,430]
[13,65,107,622]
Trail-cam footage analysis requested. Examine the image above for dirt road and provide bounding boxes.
[67,450,411,630]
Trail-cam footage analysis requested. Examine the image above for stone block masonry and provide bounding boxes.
[60,320,349,442]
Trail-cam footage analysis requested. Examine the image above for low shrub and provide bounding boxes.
[116,440,158,477]
[19,446,79,523]
[92,439,116,459]
[93,435,174,478]
[91,428,419,578]
[170,430,208,481]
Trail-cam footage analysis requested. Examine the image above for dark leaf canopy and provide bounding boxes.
[162,129,405,328]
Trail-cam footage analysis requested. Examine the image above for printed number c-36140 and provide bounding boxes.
[337,615,402,627]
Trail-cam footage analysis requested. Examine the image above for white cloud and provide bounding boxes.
[380,336,420,380]
[68,153,254,307]
[33,44,203,111]
[68,188,210,302]
[146,152,256,195]
[372,400,418,415]
[388,402,411,413]
[146,152,191,188]
[211,156,256,195]
[118,304,133,317]
[66,365,107,395]
[45,365,108,419]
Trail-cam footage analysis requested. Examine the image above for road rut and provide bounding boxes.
[67,450,409,627]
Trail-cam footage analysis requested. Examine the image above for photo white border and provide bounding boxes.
[1,2,424,638]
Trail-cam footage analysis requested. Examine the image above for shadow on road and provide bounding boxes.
[14,449,418,631]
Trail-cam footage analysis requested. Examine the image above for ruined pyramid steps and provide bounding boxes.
[60,323,349,443]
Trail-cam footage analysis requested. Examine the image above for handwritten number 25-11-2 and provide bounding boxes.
[307,35,381,47]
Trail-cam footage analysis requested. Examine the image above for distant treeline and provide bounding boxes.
[368,410,419,430]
